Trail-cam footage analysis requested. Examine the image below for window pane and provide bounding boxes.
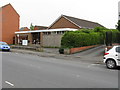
[116,47,120,53]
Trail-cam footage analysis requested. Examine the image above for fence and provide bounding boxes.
[105,31,120,46]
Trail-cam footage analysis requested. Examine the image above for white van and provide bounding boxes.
[103,46,120,69]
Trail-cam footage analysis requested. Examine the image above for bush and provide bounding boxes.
[61,27,119,48]
[61,31,102,48]
[94,27,107,32]
[59,48,64,54]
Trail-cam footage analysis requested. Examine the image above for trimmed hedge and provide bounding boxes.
[61,28,119,48]
[61,32,102,48]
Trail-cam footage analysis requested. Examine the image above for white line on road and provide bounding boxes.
[5,81,14,87]
[88,64,100,68]
[76,75,80,78]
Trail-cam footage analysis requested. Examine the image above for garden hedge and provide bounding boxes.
[61,27,119,48]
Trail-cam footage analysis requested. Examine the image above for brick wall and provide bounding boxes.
[49,17,79,29]
[70,45,98,54]
[43,33,63,47]
[2,4,19,44]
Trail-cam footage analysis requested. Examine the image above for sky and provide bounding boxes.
[1,0,120,29]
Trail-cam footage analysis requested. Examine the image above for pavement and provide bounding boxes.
[10,45,105,64]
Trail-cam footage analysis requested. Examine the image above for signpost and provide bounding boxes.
[22,40,28,46]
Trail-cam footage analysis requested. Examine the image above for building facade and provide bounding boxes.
[0,4,20,44]
[48,15,104,29]
[15,15,104,47]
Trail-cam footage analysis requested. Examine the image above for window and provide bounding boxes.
[116,47,120,53]
[43,32,51,35]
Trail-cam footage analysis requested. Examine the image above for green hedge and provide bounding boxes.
[61,28,119,48]
[61,32,102,48]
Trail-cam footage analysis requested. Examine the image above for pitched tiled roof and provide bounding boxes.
[34,26,48,30]
[62,15,104,29]
[20,27,30,31]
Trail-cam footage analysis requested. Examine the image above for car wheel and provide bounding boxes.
[106,60,116,69]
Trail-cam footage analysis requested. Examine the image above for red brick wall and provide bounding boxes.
[1,4,19,44]
[49,17,80,29]
[70,45,98,54]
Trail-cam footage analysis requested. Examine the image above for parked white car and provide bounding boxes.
[103,46,120,69]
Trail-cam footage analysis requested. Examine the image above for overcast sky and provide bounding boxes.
[1,0,120,29]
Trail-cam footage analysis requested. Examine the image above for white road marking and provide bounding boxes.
[5,81,14,87]
[76,75,80,78]
[88,64,100,68]
[72,74,81,78]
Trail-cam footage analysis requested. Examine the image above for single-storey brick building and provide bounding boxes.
[20,27,30,31]
[34,26,48,30]
[0,4,20,44]
[15,15,104,47]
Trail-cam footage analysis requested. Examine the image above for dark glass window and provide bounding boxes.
[116,47,120,53]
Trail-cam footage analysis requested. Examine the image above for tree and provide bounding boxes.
[116,20,120,31]
[30,23,34,30]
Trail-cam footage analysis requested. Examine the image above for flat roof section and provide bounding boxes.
[15,28,78,34]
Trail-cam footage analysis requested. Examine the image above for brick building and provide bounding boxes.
[0,4,20,44]
[20,27,29,31]
[34,26,48,30]
[48,15,104,29]
[15,15,104,47]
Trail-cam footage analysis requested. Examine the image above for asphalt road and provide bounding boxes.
[2,51,118,88]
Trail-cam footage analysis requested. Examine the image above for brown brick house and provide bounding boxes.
[0,3,20,44]
[48,15,104,29]
[20,27,29,31]
[15,15,104,47]
[34,26,48,30]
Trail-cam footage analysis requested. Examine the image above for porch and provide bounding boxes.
[15,32,43,46]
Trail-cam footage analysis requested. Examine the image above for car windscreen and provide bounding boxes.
[116,47,120,53]
[0,42,8,45]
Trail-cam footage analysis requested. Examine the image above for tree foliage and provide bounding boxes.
[116,20,120,31]
[30,23,34,30]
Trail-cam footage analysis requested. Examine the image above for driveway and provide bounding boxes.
[72,45,105,57]
[70,45,105,63]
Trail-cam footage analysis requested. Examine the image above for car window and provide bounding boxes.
[0,42,7,45]
[116,47,120,53]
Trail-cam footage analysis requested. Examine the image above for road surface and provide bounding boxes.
[2,51,118,88]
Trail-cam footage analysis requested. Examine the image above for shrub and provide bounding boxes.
[61,28,119,48]
[61,32,102,48]
[94,27,107,32]
[59,48,64,54]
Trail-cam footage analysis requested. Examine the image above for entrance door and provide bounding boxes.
[32,33,40,44]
